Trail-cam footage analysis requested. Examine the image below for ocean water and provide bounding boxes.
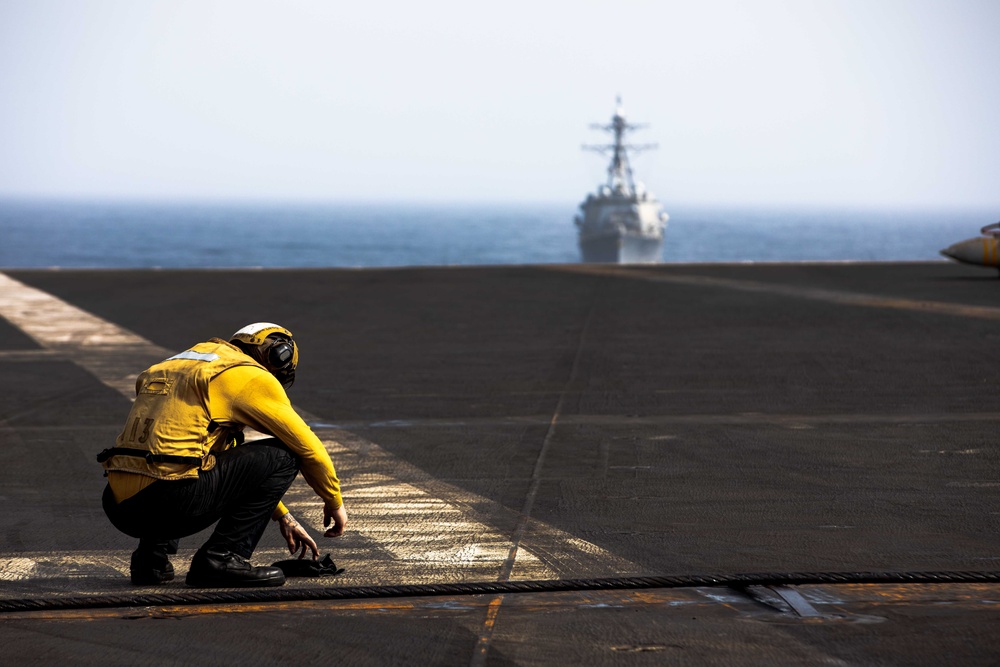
[0,199,994,269]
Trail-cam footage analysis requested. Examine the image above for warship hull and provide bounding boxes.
[579,232,663,263]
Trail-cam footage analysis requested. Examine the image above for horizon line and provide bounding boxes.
[0,194,997,214]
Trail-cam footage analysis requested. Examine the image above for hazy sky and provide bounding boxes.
[1,0,998,207]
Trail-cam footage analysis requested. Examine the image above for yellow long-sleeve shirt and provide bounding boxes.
[107,364,342,519]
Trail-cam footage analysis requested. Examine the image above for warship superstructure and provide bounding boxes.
[575,98,668,263]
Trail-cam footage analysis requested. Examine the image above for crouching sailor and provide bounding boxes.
[98,322,348,588]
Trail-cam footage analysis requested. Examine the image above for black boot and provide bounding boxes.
[130,541,176,585]
[185,547,285,588]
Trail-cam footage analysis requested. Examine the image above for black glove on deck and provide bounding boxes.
[271,554,345,578]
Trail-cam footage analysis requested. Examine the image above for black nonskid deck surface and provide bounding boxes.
[1,262,999,665]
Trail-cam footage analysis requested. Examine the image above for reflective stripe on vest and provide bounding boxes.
[166,350,221,362]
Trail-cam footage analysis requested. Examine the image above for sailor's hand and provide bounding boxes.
[323,501,348,538]
[278,513,319,560]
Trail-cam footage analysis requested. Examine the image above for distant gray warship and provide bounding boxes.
[575,98,668,263]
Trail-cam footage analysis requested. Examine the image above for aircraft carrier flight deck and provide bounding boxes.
[1,261,998,665]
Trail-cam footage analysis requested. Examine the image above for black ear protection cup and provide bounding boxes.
[260,336,296,387]
[267,339,294,369]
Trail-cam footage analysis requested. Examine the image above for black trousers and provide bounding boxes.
[103,438,299,562]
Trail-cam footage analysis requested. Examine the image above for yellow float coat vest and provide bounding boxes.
[101,339,262,481]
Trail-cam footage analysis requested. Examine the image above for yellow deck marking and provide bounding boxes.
[470,595,505,667]
[555,265,1000,321]
[0,271,640,594]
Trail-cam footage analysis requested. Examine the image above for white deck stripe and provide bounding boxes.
[0,271,639,587]
[0,273,170,396]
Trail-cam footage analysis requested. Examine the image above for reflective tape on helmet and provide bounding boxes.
[230,322,294,346]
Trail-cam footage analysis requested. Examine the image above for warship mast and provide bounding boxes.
[582,96,657,196]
